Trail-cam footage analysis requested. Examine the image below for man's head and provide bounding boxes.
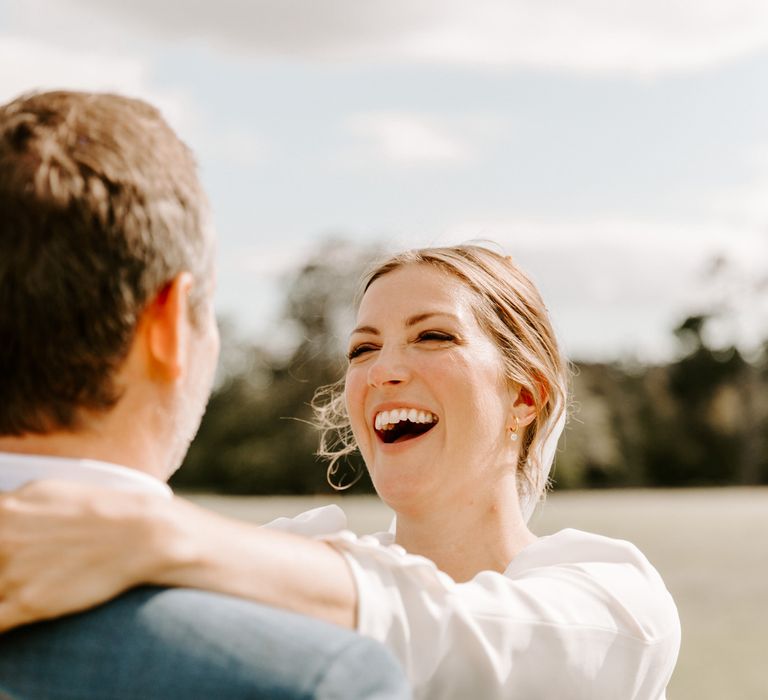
[0,91,218,472]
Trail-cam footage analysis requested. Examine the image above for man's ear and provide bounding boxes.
[140,272,194,381]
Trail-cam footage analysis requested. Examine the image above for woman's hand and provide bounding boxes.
[0,480,168,632]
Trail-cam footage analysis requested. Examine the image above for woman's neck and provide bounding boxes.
[393,475,537,582]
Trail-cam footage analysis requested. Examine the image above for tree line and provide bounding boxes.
[172,240,768,494]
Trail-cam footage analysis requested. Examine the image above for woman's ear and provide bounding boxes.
[509,385,542,430]
[140,272,194,381]
[517,387,535,407]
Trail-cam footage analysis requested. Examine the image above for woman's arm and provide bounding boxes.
[152,495,357,627]
[0,480,356,632]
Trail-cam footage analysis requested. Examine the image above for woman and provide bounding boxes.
[0,245,680,698]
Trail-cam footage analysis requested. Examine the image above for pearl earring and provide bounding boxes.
[510,416,520,442]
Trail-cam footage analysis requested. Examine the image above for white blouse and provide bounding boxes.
[267,505,681,700]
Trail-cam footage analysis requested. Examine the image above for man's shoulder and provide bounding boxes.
[0,452,172,497]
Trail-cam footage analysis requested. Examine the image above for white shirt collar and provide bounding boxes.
[0,452,172,498]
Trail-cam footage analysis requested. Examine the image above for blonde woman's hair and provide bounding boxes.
[313,244,568,508]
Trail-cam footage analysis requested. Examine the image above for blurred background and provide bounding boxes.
[2,1,767,696]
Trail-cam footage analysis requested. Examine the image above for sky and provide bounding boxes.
[2,0,767,361]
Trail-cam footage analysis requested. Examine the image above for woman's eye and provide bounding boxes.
[347,344,377,361]
[417,330,455,343]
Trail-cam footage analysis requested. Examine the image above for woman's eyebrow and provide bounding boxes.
[350,312,459,337]
[350,324,379,337]
[405,312,458,327]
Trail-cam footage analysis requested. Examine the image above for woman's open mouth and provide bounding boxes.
[374,408,439,444]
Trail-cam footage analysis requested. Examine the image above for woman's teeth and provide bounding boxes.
[374,409,437,431]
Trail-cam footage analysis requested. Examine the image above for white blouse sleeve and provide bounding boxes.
[322,528,680,700]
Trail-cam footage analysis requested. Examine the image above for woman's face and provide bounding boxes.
[345,264,518,514]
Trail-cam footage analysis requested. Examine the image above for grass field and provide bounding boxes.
[187,488,767,699]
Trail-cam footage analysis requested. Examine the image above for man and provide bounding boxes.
[0,90,409,699]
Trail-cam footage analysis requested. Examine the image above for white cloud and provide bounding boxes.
[0,36,149,103]
[399,0,768,76]
[708,145,768,230]
[418,216,768,360]
[0,36,271,169]
[0,36,195,138]
[34,0,768,76]
[712,179,768,230]
[346,112,469,166]
[212,216,766,361]
[438,216,767,260]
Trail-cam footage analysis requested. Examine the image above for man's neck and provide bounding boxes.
[0,422,168,481]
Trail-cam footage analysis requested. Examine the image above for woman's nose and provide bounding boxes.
[367,349,411,388]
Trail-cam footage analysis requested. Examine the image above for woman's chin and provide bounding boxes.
[370,466,433,515]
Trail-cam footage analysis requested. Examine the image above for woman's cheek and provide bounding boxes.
[344,370,369,449]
